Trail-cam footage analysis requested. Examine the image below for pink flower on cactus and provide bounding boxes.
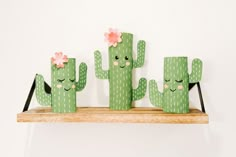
[51,52,68,68]
[104,28,122,47]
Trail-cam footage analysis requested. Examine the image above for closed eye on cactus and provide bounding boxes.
[175,80,183,83]
[165,79,170,82]
[69,78,75,82]
[57,79,65,82]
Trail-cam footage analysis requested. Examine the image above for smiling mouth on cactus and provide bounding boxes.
[170,89,176,92]
[120,65,125,68]
[64,88,71,91]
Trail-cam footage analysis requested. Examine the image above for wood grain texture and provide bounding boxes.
[17,107,208,124]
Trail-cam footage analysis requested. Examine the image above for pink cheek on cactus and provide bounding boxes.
[178,85,183,90]
[57,84,62,88]
[113,61,119,66]
[72,85,76,89]
[126,62,130,66]
[164,84,168,89]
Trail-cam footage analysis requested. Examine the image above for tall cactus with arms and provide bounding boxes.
[94,29,147,110]
[35,52,87,113]
[149,57,202,113]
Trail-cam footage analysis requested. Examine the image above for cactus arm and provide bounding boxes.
[35,74,52,106]
[132,78,147,101]
[76,62,88,92]
[149,80,163,107]
[94,50,109,79]
[133,40,146,68]
[189,58,203,83]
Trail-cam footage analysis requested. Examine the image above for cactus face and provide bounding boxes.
[163,57,189,113]
[94,31,147,110]
[51,58,77,113]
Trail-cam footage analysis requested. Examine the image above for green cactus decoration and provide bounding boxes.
[149,57,202,113]
[94,32,147,110]
[36,57,87,113]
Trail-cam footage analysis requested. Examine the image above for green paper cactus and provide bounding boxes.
[94,31,147,110]
[35,54,87,113]
[149,57,202,113]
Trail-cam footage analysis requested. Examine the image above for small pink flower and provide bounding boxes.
[51,52,68,68]
[104,28,122,47]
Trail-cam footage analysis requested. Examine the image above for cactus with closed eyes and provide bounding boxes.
[35,52,87,113]
[149,57,202,113]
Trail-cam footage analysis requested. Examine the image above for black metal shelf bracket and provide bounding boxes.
[189,82,206,113]
[23,74,51,112]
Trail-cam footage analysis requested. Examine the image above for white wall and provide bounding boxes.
[1,0,236,156]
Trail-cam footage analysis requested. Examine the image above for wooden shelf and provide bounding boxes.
[17,107,208,124]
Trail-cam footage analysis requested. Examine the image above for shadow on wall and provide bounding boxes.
[25,123,220,157]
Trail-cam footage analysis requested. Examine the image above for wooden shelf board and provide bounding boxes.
[17,107,208,124]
